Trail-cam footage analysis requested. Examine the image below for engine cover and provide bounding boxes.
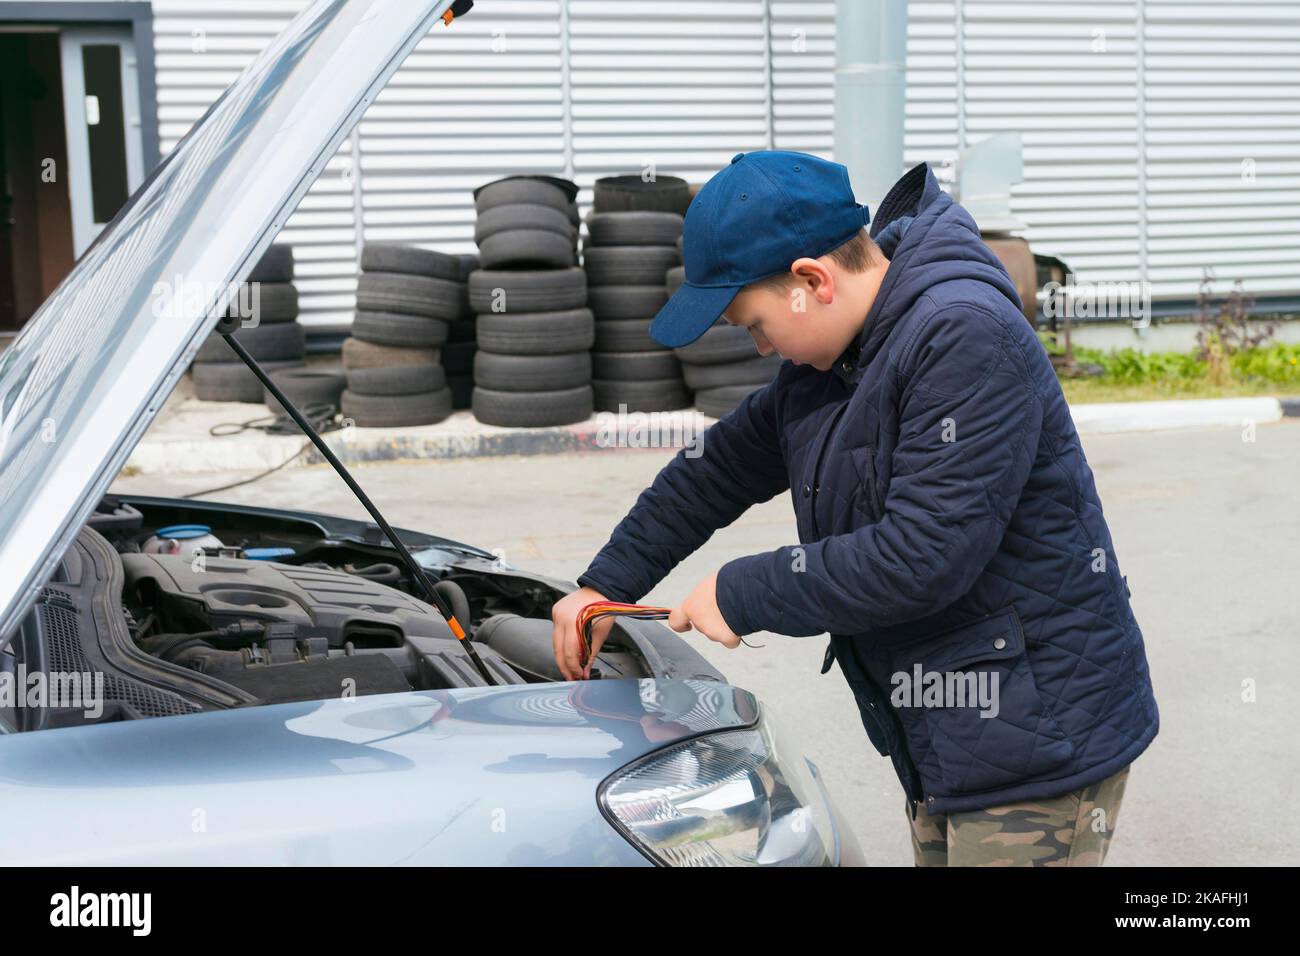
[122,553,456,647]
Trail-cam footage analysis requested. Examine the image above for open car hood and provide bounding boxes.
[0,0,455,641]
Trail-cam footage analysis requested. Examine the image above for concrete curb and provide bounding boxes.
[127,404,716,475]
[1068,397,1284,434]
[126,395,1297,476]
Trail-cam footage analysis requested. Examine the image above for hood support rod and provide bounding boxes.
[219,330,496,686]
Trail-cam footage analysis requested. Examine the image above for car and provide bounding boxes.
[0,0,863,866]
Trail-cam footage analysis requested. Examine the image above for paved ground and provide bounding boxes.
[112,420,1300,866]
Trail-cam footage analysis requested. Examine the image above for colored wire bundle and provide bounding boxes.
[576,601,672,671]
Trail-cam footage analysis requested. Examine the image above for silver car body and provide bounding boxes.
[0,0,863,866]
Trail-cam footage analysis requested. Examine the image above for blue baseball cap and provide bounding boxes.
[649,150,870,349]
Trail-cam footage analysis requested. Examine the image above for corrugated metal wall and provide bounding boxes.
[150,0,1300,327]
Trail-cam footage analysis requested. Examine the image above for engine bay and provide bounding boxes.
[0,495,666,731]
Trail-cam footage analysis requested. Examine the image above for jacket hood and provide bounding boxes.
[834,162,1024,381]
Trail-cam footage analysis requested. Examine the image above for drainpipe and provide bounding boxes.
[833,0,908,209]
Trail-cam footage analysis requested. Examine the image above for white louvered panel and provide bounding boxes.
[961,2,1141,286]
[769,1,835,156]
[139,0,1300,319]
[768,2,957,194]
[359,2,564,253]
[151,0,358,327]
[1144,0,1300,299]
[903,1,958,182]
[568,1,769,211]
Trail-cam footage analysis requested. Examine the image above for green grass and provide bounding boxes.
[1048,340,1300,404]
[1061,378,1300,404]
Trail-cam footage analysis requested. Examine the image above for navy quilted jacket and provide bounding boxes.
[577,162,1159,815]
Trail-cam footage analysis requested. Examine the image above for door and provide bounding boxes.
[59,28,144,257]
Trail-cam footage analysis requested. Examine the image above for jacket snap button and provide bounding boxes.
[802,483,811,497]
[993,637,1007,650]
[927,796,935,804]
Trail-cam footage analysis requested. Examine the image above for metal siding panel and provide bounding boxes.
[146,0,1300,320]
[1145,0,1300,297]
[569,0,768,213]
[151,0,357,327]
[360,2,563,251]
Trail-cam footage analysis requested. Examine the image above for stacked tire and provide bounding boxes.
[469,176,594,427]
[666,264,782,418]
[191,244,305,402]
[441,254,481,410]
[340,243,461,427]
[583,211,689,413]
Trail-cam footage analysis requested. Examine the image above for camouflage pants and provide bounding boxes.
[907,765,1131,866]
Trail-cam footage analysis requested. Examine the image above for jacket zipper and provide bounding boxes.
[807,402,849,538]
[809,410,926,815]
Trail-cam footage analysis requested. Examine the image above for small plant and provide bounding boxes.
[1193,271,1272,384]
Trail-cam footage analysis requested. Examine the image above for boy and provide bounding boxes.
[552,151,1159,866]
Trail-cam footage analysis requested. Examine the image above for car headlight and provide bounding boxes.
[598,710,837,866]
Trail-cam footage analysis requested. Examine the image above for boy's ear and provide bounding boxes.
[790,257,834,302]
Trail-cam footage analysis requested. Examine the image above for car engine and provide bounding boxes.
[1,503,670,732]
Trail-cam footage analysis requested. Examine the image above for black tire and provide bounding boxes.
[681,353,781,390]
[695,384,762,419]
[585,211,684,248]
[468,267,586,314]
[195,322,305,363]
[591,349,681,381]
[341,388,453,428]
[350,310,450,349]
[457,254,480,281]
[582,246,680,286]
[674,322,758,365]
[361,243,461,281]
[666,265,685,294]
[472,385,593,427]
[593,174,691,215]
[475,203,576,244]
[341,337,441,370]
[191,360,303,403]
[475,308,594,355]
[474,177,572,217]
[473,350,591,392]
[447,318,477,343]
[263,367,347,416]
[248,244,294,282]
[448,374,473,409]
[586,284,667,321]
[346,364,447,396]
[479,229,576,269]
[441,340,478,375]
[592,378,692,413]
[356,271,466,321]
[592,318,659,353]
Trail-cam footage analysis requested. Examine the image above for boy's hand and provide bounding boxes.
[667,571,742,649]
[551,586,616,681]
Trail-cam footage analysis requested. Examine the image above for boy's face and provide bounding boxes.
[722,256,882,372]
